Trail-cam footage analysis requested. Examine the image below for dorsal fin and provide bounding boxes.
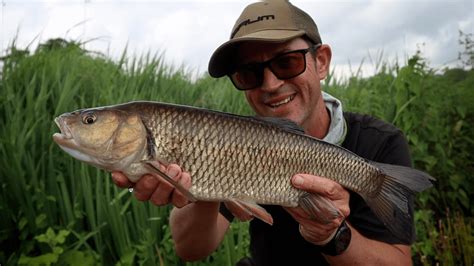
[252,116,306,135]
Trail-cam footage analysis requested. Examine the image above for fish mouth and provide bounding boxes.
[52,116,74,145]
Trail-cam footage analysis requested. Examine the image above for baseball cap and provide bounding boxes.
[208,0,322,78]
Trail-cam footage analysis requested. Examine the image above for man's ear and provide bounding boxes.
[315,44,332,80]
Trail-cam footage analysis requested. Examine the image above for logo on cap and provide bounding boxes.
[231,15,275,39]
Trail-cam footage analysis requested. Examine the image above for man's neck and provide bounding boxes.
[305,97,331,139]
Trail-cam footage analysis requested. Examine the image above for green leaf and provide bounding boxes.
[46,195,56,202]
[35,213,47,229]
[116,249,136,266]
[35,227,70,247]
[56,229,71,245]
[453,120,464,134]
[449,174,463,190]
[19,217,28,231]
[52,246,64,255]
[18,252,59,266]
[35,228,54,244]
[59,250,98,266]
[458,189,469,209]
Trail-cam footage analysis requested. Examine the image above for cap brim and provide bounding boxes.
[208,29,305,78]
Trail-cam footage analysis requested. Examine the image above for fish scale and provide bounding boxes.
[141,103,377,206]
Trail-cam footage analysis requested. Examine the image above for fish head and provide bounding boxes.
[52,106,147,170]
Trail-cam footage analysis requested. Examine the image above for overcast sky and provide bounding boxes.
[2,0,473,78]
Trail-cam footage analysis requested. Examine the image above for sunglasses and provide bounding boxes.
[229,44,321,91]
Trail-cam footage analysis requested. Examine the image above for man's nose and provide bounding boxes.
[259,67,284,92]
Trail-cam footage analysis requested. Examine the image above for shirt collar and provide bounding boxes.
[322,92,346,146]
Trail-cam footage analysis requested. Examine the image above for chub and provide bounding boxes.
[53,101,434,243]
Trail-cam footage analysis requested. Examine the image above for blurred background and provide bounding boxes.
[2,0,473,78]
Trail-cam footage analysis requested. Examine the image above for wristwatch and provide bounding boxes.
[319,220,352,256]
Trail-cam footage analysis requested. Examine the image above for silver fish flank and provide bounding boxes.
[53,101,434,243]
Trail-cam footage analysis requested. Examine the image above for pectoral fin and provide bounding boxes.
[143,161,198,203]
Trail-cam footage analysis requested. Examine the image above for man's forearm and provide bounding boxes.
[170,201,230,261]
[323,223,412,265]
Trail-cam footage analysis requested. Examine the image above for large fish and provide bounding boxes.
[53,101,434,242]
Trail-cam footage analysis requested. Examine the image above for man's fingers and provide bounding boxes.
[291,174,351,218]
[285,206,340,227]
[134,175,159,201]
[150,166,181,206]
[112,163,193,208]
[179,171,192,190]
[285,206,341,244]
[111,172,134,188]
[287,174,351,244]
[291,174,346,199]
[171,171,192,208]
[299,223,340,244]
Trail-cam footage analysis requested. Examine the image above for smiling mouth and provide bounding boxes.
[269,95,295,108]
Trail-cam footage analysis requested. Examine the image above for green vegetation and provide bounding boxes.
[1,36,472,265]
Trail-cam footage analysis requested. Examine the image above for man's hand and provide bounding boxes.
[111,163,192,208]
[284,174,350,245]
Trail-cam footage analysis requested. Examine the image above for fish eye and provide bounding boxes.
[82,112,97,125]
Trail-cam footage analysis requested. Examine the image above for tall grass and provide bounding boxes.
[1,38,472,265]
[324,51,474,265]
[0,39,250,265]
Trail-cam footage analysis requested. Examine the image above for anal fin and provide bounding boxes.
[299,193,342,224]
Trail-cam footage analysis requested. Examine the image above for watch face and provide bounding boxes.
[334,223,352,254]
[320,220,352,256]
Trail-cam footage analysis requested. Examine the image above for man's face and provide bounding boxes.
[235,38,328,132]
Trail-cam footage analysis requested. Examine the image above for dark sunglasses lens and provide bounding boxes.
[230,48,311,90]
[231,68,261,90]
[270,52,306,79]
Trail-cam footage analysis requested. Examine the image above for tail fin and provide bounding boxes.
[364,162,435,243]
[372,162,435,192]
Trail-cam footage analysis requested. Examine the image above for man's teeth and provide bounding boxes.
[270,95,294,107]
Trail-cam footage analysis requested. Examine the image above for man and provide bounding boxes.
[112,1,414,265]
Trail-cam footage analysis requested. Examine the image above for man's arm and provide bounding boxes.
[325,225,411,265]
[285,174,412,265]
[111,164,232,261]
[170,202,231,261]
